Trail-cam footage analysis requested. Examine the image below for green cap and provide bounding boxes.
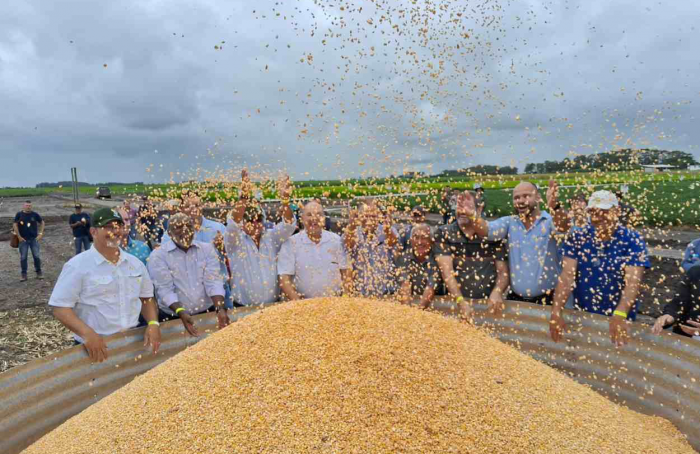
[92,207,124,228]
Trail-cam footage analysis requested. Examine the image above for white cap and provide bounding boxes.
[587,190,619,210]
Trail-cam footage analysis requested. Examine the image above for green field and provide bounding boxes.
[0,184,169,199]
[2,171,698,226]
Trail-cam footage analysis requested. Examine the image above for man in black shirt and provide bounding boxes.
[652,265,700,338]
[137,197,164,249]
[434,191,509,320]
[69,204,92,255]
[13,200,44,281]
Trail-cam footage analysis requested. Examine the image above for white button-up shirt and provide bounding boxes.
[147,240,225,316]
[48,247,154,343]
[225,218,297,306]
[277,230,349,298]
[161,216,228,279]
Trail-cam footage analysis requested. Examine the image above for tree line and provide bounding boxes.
[35,181,144,188]
[523,149,698,174]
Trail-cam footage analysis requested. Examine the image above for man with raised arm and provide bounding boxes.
[343,199,399,297]
[161,192,232,307]
[225,169,296,306]
[470,181,570,306]
[147,213,229,336]
[434,191,509,320]
[549,191,650,346]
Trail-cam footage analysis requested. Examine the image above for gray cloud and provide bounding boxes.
[1,0,699,187]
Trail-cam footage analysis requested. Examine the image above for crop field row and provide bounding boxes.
[2,171,698,226]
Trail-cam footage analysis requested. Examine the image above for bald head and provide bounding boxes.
[513,181,541,216]
[302,201,325,238]
[514,181,538,192]
[302,200,323,216]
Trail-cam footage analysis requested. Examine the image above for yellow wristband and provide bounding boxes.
[175,307,185,314]
[147,320,160,326]
[613,310,628,319]
[455,296,465,302]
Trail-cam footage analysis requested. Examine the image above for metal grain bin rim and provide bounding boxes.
[1,299,698,454]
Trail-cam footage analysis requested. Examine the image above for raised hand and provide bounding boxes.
[277,174,293,200]
[240,169,253,199]
[546,179,560,212]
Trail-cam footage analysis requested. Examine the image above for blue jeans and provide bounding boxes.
[19,239,42,275]
[74,236,91,255]
[223,281,234,309]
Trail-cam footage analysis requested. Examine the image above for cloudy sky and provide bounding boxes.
[1,0,699,187]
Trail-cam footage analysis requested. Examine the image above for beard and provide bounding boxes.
[514,204,534,217]
[174,236,194,249]
[456,215,472,228]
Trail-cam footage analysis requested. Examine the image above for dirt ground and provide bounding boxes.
[0,196,696,373]
[0,195,130,372]
[0,222,75,372]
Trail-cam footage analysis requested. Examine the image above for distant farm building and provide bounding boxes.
[641,164,677,173]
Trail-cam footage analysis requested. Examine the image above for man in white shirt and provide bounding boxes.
[279,201,351,299]
[225,171,296,306]
[49,208,161,363]
[147,213,229,337]
[161,193,232,307]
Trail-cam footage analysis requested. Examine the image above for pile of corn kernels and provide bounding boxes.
[24,298,695,453]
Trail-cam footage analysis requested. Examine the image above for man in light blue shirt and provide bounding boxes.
[123,236,151,266]
[225,170,296,306]
[117,206,152,266]
[472,181,569,305]
[682,238,700,273]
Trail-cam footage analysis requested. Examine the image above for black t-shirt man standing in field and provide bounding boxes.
[13,200,44,281]
[69,204,92,255]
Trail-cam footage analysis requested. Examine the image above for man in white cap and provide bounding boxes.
[549,190,650,347]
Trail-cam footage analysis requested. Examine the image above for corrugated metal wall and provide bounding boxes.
[1,299,698,453]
